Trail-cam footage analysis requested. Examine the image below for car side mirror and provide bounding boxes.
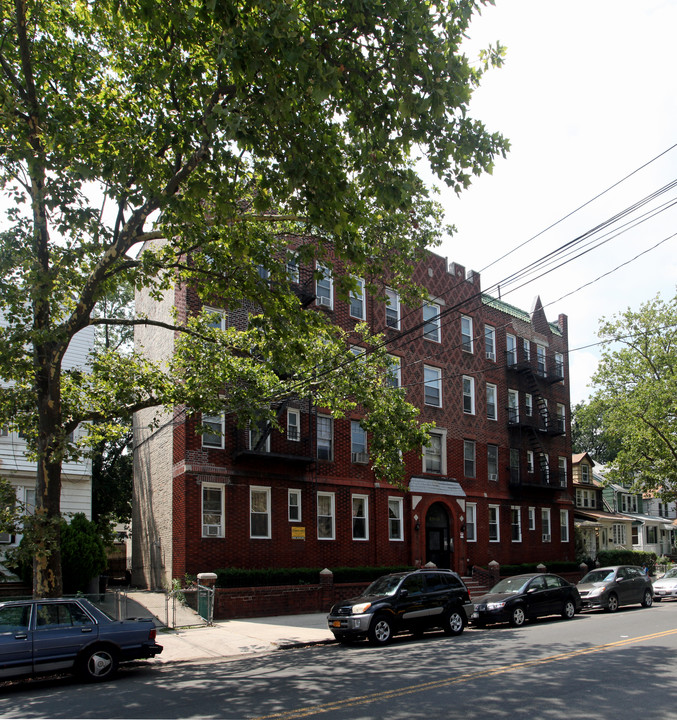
[399,589,409,598]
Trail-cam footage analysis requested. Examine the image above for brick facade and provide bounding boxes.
[133,248,574,589]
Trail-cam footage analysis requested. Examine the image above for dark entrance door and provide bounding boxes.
[426,503,452,569]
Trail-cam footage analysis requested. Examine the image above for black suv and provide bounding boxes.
[327,569,473,645]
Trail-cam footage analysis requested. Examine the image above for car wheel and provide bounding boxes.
[443,609,465,636]
[605,593,619,613]
[79,646,118,682]
[509,606,526,627]
[561,600,576,619]
[641,589,653,608]
[368,615,394,645]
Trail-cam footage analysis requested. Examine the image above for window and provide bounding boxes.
[558,457,567,487]
[581,464,591,483]
[23,487,35,517]
[461,315,473,353]
[541,508,551,542]
[423,302,441,342]
[349,277,365,319]
[511,506,522,542]
[631,526,639,545]
[528,507,536,530]
[256,264,270,281]
[317,492,335,540]
[288,489,301,522]
[464,440,476,478]
[560,510,569,542]
[555,352,564,377]
[485,325,496,360]
[287,409,300,441]
[466,503,477,542]
[536,344,546,375]
[646,525,658,544]
[526,450,534,474]
[386,355,401,388]
[523,338,531,361]
[286,252,300,282]
[202,483,224,538]
[317,415,333,461]
[557,404,566,433]
[385,288,400,329]
[249,420,270,452]
[525,393,533,417]
[542,453,550,482]
[486,383,497,420]
[621,494,638,513]
[510,448,520,483]
[388,497,404,540]
[576,489,596,509]
[423,430,446,474]
[613,523,627,545]
[488,505,500,542]
[201,413,224,449]
[506,334,517,366]
[205,307,226,330]
[487,445,498,481]
[424,365,442,407]
[462,375,475,414]
[352,495,369,540]
[351,421,368,463]
[316,263,333,309]
[508,389,519,423]
[250,487,271,539]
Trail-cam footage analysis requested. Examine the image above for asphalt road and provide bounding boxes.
[2,602,677,719]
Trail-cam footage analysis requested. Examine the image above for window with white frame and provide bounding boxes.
[461,315,473,353]
[317,492,335,540]
[558,456,567,487]
[423,302,441,342]
[488,505,500,542]
[316,263,333,309]
[249,420,270,452]
[581,464,591,483]
[506,333,517,366]
[423,430,446,474]
[511,506,522,542]
[557,404,566,433]
[424,365,442,407]
[385,288,400,329]
[487,444,498,481]
[466,503,477,542]
[287,408,300,441]
[621,494,638,513]
[523,338,531,361]
[288,489,301,522]
[555,352,564,378]
[205,307,226,330]
[388,497,404,540]
[613,523,627,545]
[527,450,534,474]
[250,486,271,539]
[508,389,519,423]
[486,383,497,420]
[202,483,224,538]
[560,510,569,542]
[352,494,369,540]
[351,421,368,463]
[536,344,546,374]
[462,375,475,414]
[525,393,533,417]
[485,325,496,360]
[528,507,535,530]
[201,413,224,448]
[464,439,476,478]
[349,277,365,320]
[386,355,401,388]
[317,415,333,461]
[541,508,551,542]
[576,489,596,509]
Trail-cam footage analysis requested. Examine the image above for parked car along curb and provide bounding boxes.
[577,565,653,612]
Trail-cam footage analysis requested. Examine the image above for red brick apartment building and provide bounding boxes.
[132,249,573,589]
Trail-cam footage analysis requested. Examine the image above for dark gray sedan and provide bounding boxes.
[577,565,653,612]
[0,597,162,682]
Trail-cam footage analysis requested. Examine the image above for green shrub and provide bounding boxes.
[499,561,581,577]
[61,513,107,593]
[596,549,657,574]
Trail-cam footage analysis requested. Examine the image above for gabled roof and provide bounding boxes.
[572,452,595,466]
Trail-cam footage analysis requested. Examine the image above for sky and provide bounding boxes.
[426,0,677,405]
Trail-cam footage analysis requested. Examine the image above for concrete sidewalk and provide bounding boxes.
[155,613,335,664]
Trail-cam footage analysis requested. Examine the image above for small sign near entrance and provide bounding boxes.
[291,526,306,540]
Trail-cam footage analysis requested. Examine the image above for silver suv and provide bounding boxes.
[327,569,473,645]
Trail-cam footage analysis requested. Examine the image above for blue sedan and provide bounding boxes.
[0,597,162,682]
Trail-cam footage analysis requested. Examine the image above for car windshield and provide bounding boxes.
[662,568,677,579]
[362,574,404,597]
[490,576,530,594]
[581,569,616,583]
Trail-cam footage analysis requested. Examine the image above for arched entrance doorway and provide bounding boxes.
[425,502,452,570]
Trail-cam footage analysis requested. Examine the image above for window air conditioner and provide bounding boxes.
[486,352,496,361]
[542,534,551,542]
[488,473,497,481]
[352,452,369,464]
[317,296,331,307]
[204,525,221,537]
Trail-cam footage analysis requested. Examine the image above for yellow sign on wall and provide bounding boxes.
[291,526,306,540]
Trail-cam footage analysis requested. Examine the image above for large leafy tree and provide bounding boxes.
[0,0,507,596]
[590,293,677,499]
[571,398,621,464]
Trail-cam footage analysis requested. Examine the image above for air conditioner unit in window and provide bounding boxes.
[542,534,551,542]
[488,473,498,481]
[486,352,496,361]
[317,296,331,307]
[352,451,369,464]
[203,525,221,537]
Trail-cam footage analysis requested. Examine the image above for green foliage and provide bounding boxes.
[0,478,21,535]
[60,514,108,594]
[590,293,677,499]
[91,432,133,525]
[214,565,412,588]
[571,398,622,464]
[595,549,657,575]
[498,561,581,577]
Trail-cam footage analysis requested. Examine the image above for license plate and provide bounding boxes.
[331,620,341,628]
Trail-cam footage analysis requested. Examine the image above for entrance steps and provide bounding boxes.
[462,576,490,600]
